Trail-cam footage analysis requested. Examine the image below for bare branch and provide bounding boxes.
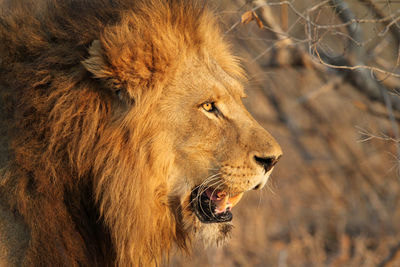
[358,0,400,41]
[313,48,400,78]
[356,126,400,143]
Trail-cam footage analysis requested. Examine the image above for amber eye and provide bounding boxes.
[202,102,215,112]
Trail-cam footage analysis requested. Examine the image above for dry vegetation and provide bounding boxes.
[170,0,400,266]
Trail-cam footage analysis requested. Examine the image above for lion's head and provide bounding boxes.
[164,57,282,244]
[0,0,281,266]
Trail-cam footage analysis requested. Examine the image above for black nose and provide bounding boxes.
[254,156,279,173]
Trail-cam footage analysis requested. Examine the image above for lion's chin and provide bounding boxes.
[176,190,235,247]
[192,220,234,246]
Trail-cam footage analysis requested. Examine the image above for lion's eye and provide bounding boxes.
[202,102,216,112]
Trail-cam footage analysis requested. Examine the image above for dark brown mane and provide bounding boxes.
[0,0,242,265]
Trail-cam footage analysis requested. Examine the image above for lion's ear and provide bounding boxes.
[82,40,113,79]
[82,40,134,106]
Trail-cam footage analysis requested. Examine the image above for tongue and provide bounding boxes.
[205,189,244,214]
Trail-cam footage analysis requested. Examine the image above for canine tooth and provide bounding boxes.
[228,192,243,208]
[213,192,244,214]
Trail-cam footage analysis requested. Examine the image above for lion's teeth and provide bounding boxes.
[214,192,244,214]
[228,192,244,208]
[214,196,229,214]
[204,188,244,214]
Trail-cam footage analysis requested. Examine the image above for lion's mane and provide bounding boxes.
[0,0,242,266]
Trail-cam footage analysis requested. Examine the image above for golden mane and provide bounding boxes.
[0,0,244,266]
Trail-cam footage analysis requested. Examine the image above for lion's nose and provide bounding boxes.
[253,155,280,173]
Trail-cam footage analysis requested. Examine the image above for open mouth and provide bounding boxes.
[190,187,243,224]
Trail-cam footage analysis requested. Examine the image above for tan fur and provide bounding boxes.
[0,0,282,266]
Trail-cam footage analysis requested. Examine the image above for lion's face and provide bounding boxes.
[162,57,282,243]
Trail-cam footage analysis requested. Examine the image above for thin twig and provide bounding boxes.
[313,48,400,78]
[356,126,400,143]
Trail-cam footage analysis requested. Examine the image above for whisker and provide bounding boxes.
[195,173,222,195]
[178,174,222,213]
[194,173,221,191]
[199,181,221,219]
[195,179,222,204]
[187,173,221,201]
[198,181,223,221]
[208,183,223,219]
[257,188,263,209]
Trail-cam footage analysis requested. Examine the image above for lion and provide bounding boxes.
[0,0,282,266]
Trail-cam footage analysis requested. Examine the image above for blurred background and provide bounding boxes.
[170,1,400,266]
